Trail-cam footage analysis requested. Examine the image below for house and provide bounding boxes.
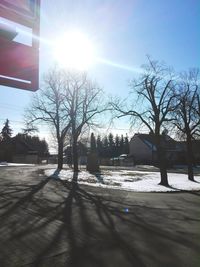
[0,135,49,164]
[192,140,200,165]
[177,140,200,165]
[129,133,183,165]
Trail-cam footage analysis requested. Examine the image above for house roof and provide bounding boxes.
[133,133,178,151]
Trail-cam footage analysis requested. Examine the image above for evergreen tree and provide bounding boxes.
[103,135,108,148]
[108,133,115,157]
[14,133,49,156]
[115,134,120,157]
[90,132,96,152]
[124,134,129,154]
[102,135,109,157]
[119,135,124,155]
[96,135,103,156]
[108,133,114,147]
[0,120,13,162]
[1,119,12,141]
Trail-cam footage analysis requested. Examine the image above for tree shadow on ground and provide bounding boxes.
[192,180,200,184]
[0,169,200,267]
[92,171,105,184]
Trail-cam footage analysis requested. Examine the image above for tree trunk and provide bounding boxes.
[156,135,169,186]
[72,172,78,184]
[57,140,63,170]
[159,164,169,186]
[72,137,79,172]
[186,135,194,181]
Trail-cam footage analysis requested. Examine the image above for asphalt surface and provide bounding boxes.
[0,166,200,267]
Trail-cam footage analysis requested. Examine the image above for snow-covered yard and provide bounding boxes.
[0,162,34,167]
[45,169,200,192]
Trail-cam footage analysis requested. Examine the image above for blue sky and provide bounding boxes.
[0,0,199,139]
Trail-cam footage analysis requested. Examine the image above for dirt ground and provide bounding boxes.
[0,166,200,267]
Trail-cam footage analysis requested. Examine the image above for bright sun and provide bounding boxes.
[53,31,95,70]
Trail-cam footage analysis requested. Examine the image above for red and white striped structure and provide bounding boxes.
[0,0,40,91]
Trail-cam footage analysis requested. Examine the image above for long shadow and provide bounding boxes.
[62,175,146,267]
[31,173,105,267]
[32,174,78,267]
[1,169,200,267]
[28,175,200,266]
[192,180,200,184]
[15,171,146,267]
[93,171,105,184]
[0,176,51,221]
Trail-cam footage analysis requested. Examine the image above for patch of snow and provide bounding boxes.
[44,169,200,193]
[0,162,34,167]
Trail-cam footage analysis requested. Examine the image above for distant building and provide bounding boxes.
[176,140,200,166]
[129,133,184,166]
[191,140,200,165]
[0,135,49,164]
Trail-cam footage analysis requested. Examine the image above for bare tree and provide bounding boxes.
[174,69,200,181]
[26,67,107,173]
[25,67,71,170]
[111,58,176,186]
[63,72,107,173]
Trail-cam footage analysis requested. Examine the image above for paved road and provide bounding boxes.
[0,166,200,267]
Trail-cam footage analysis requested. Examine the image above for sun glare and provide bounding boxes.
[53,31,95,70]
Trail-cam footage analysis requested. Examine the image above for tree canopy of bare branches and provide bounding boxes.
[25,67,71,170]
[25,67,107,172]
[111,58,176,186]
[174,69,200,181]
[65,72,107,172]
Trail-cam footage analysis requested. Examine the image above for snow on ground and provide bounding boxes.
[45,169,200,192]
[0,162,34,167]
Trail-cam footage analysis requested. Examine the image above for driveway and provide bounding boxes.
[0,166,200,267]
